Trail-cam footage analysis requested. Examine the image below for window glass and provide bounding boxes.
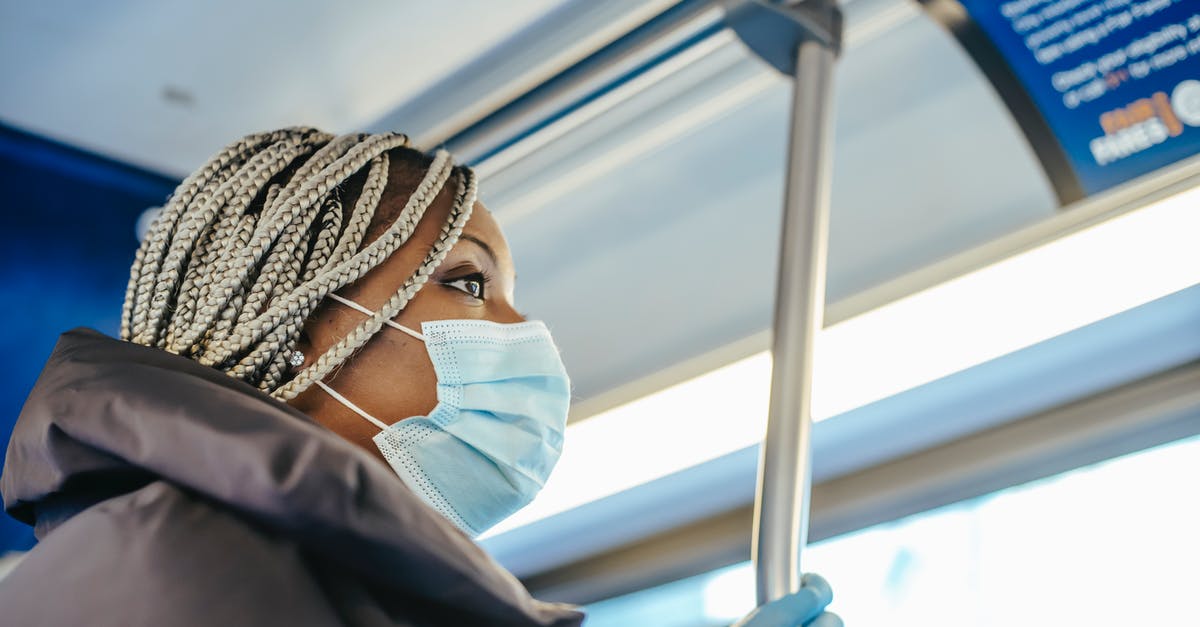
[583,432,1200,626]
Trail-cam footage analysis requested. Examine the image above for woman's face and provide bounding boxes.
[286,177,523,463]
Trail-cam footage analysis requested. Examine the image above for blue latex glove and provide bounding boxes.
[732,573,842,627]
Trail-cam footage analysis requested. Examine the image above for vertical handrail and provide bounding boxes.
[751,36,837,605]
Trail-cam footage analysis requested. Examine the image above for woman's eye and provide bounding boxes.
[444,274,486,300]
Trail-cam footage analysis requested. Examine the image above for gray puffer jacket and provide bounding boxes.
[0,328,583,627]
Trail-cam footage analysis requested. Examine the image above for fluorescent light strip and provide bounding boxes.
[483,183,1200,538]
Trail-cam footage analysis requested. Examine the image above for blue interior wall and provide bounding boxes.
[0,123,178,551]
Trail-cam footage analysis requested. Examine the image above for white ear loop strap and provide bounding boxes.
[313,380,390,431]
[314,293,424,432]
[326,293,425,341]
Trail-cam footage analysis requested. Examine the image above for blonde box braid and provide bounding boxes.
[123,129,302,344]
[274,166,476,400]
[217,150,453,380]
[163,131,331,351]
[120,128,476,401]
[232,151,455,392]
[173,132,413,357]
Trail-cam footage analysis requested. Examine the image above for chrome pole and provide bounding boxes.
[752,36,836,605]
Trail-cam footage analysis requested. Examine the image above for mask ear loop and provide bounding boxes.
[326,293,425,341]
[314,293,426,431]
[313,380,391,431]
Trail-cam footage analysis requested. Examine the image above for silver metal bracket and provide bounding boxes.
[722,0,844,75]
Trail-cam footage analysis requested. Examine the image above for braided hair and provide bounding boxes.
[120,127,476,400]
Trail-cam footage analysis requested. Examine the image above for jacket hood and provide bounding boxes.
[2,327,581,626]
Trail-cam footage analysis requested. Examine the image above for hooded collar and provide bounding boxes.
[2,327,581,626]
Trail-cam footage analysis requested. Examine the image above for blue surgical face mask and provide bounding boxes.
[313,294,571,537]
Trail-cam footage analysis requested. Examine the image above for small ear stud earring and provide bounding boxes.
[288,350,306,368]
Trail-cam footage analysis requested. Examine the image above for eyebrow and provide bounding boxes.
[459,234,498,267]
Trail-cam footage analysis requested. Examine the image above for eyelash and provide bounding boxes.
[441,270,490,300]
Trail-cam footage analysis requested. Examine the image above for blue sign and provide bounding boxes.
[953,0,1200,197]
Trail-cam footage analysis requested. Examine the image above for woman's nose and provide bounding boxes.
[494,301,527,324]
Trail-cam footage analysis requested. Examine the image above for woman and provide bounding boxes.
[0,128,839,626]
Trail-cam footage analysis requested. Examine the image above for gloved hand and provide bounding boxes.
[731,573,842,627]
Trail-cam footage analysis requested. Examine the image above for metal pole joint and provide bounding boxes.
[722,0,844,75]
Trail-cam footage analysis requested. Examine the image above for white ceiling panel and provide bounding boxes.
[0,0,566,176]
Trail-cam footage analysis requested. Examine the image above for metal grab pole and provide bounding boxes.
[751,36,837,605]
